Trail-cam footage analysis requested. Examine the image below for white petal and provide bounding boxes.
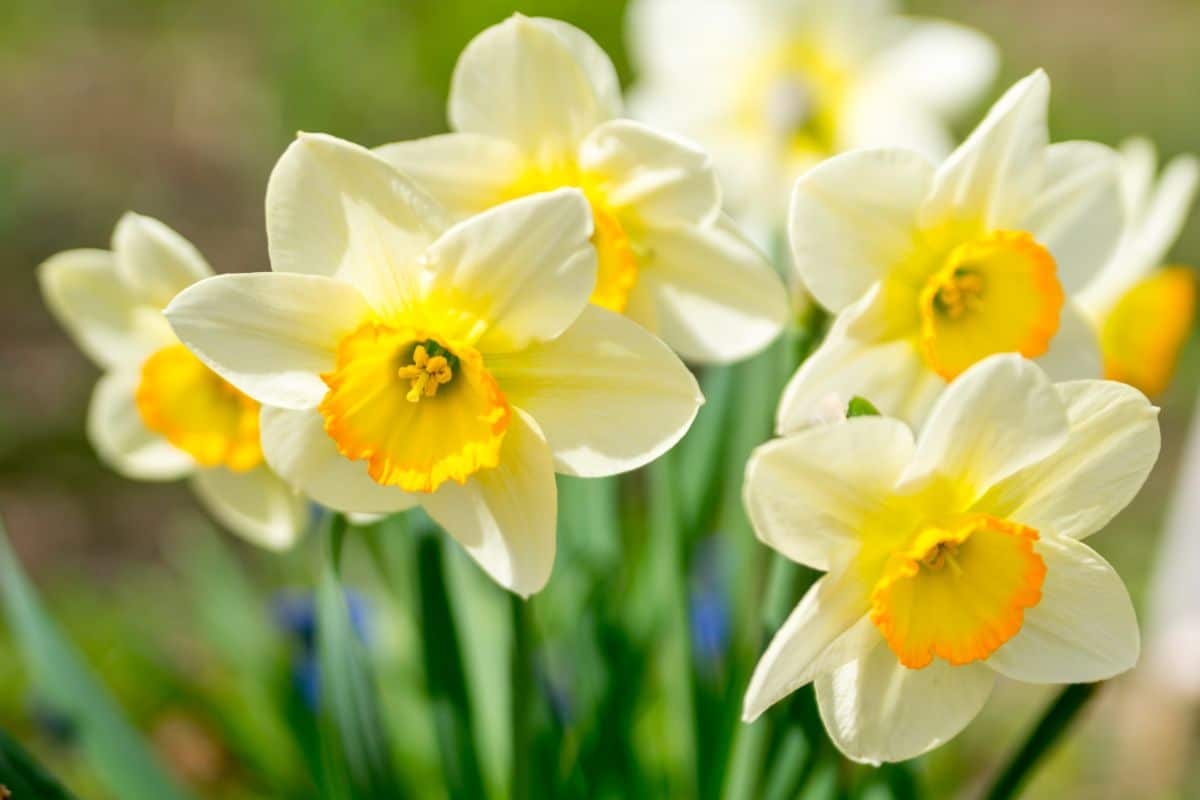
[902,355,1068,494]
[744,417,915,571]
[626,0,765,98]
[419,189,596,353]
[112,212,213,308]
[39,249,173,370]
[840,90,955,165]
[1118,138,1159,217]
[921,70,1050,230]
[789,148,934,311]
[816,641,994,764]
[449,15,611,157]
[1021,141,1124,293]
[487,305,702,478]
[265,133,447,317]
[532,17,623,120]
[578,119,720,226]
[422,409,557,597]
[987,536,1139,683]
[260,406,418,515]
[1033,300,1103,382]
[626,216,786,364]
[87,371,194,481]
[861,20,998,117]
[1123,150,1200,276]
[191,465,308,551]
[979,380,1160,540]
[165,273,371,410]
[1080,145,1200,312]
[373,133,524,219]
[776,282,944,431]
[744,572,876,722]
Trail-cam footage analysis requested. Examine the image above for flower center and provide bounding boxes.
[319,323,509,493]
[397,341,457,402]
[743,43,848,161]
[135,344,263,472]
[918,231,1064,381]
[1100,265,1195,398]
[764,74,817,139]
[869,513,1046,670]
[931,268,985,320]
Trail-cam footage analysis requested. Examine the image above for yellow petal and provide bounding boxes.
[319,322,509,493]
[870,513,1046,669]
[135,344,263,472]
[1101,266,1195,398]
[918,230,1063,380]
[588,203,639,313]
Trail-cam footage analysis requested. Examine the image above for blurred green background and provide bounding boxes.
[1,1,1199,798]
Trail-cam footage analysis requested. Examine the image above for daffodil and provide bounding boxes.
[626,0,996,225]
[1076,138,1198,398]
[780,71,1125,429]
[38,214,308,549]
[742,355,1159,763]
[374,14,788,365]
[164,134,704,597]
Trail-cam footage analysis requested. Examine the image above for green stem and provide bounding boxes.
[722,556,803,800]
[648,455,699,796]
[722,305,829,800]
[984,683,1099,800]
[414,533,487,800]
[760,728,809,800]
[760,556,800,633]
[510,594,533,800]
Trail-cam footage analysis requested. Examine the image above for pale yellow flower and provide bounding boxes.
[1076,138,1198,398]
[627,0,996,225]
[39,214,307,549]
[166,134,704,596]
[744,355,1158,763]
[780,71,1125,429]
[375,15,788,365]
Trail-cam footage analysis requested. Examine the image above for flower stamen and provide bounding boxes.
[397,342,456,402]
[931,268,985,320]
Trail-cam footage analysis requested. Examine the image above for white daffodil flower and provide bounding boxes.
[164,134,704,597]
[626,0,997,226]
[38,214,308,550]
[1076,138,1198,398]
[374,14,788,365]
[780,71,1124,430]
[742,354,1159,764]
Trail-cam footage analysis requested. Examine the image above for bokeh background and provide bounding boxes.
[1,1,1198,797]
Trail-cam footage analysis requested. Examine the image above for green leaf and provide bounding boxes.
[676,365,734,533]
[315,514,404,800]
[0,724,79,800]
[167,525,314,794]
[0,518,192,800]
[413,526,487,800]
[984,682,1099,800]
[846,396,881,418]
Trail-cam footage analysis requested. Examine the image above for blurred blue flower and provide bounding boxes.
[272,589,372,711]
[27,698,77,747]
[536,655,574,728]
[689,535,731,672]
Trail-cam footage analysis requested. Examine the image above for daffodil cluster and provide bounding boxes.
[34,3,1195,776]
